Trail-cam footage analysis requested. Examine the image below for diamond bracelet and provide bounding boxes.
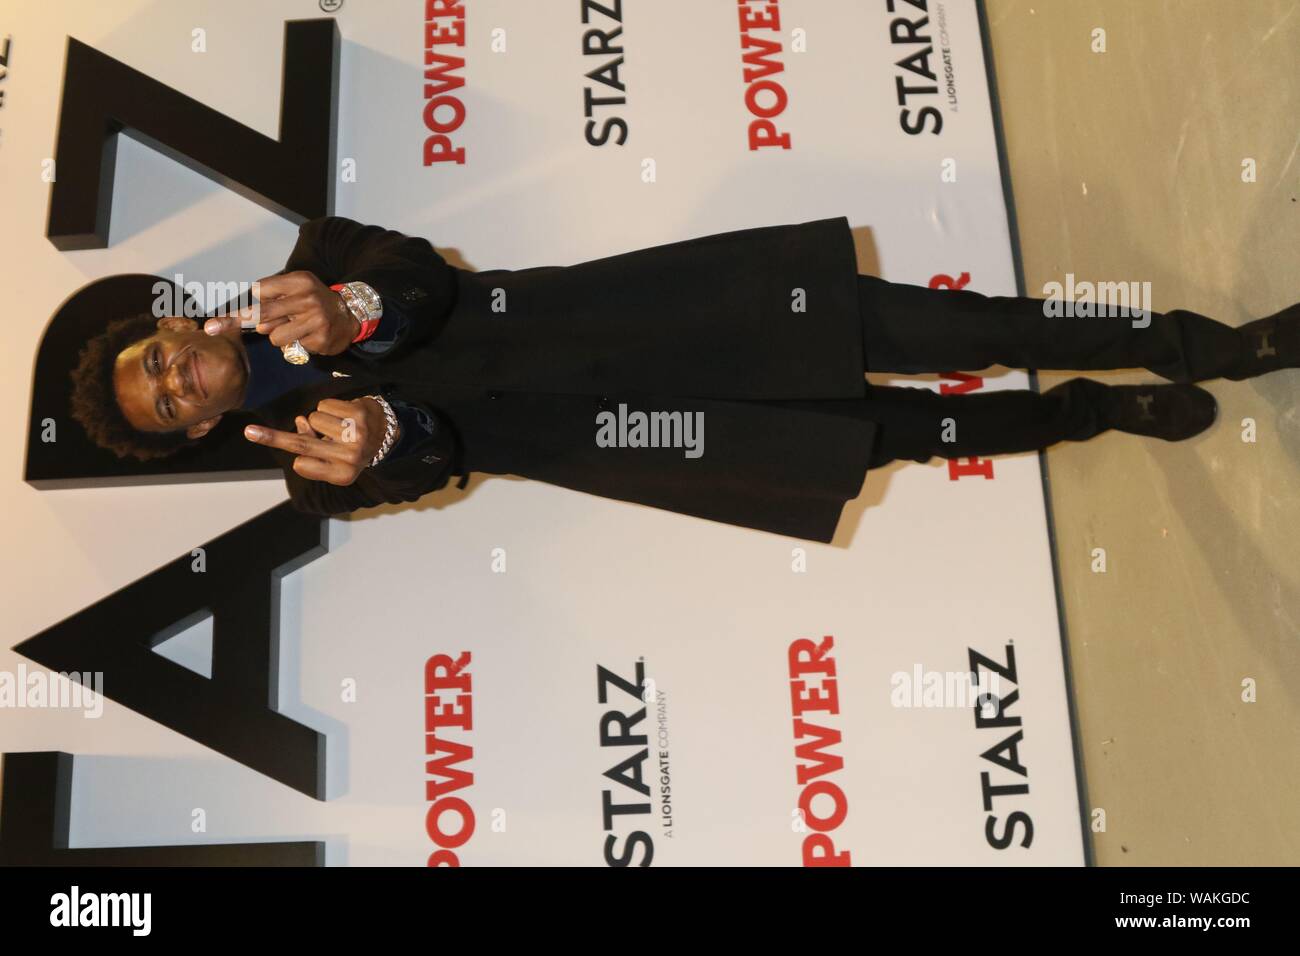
[364,394,400,466]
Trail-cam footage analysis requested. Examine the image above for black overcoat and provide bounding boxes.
[257,216,877,542]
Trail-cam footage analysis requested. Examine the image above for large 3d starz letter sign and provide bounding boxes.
[3,18,343,866]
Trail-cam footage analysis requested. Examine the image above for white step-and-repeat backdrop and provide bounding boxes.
[0,0,1085,865]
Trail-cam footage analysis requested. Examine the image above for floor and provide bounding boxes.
[984,0,1299,865]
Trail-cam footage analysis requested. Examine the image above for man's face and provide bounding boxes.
[113,316,250,439]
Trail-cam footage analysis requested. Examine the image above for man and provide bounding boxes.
[70,216,1298,542]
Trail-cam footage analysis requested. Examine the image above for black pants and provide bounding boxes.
[843,275,1246,467]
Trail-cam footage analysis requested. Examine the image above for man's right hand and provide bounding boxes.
[204,272,361,356]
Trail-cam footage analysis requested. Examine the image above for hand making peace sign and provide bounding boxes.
[243,397,396,486]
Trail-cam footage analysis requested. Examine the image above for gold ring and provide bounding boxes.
[282,339,309,364]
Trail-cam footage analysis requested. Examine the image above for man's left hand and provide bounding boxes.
[243,397,397,486]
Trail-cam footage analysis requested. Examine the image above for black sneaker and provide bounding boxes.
[1099,383,1218,441]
